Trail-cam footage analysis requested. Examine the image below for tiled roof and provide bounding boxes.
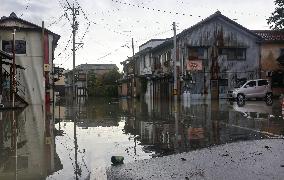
[252,30,284,42]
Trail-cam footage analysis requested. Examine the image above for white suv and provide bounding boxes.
[227,79,273,102]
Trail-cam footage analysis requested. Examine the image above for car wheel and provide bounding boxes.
[265,93,273,105]
[237,94,245,102]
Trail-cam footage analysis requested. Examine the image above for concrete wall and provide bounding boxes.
[139,53,152,75]
[260,43,284,72]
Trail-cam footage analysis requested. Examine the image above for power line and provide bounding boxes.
[19,0,31,18]
[47,14,65,28]
[111,0,195,17]
[91,28,172,63]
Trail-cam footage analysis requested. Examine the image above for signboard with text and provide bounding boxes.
[187,60,203,71]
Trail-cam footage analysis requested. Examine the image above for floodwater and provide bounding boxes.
[0,97,283,180]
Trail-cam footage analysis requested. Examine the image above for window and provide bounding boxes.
[220,48,246,60]
[165,51,171,61]
[2,40,26,54]
[143,55,146,68]
[246,81,256,87]
[188,47,208,60]
[280,48,284,56]
[219,79,228,86]
[271,71,284,88]
[258,80,268,86]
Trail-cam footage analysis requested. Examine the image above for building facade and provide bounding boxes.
[253,30,284,96]
[0,12,60,105]
[121,11,277,100]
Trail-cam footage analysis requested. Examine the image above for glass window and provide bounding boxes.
[258,80,268,86]
[220,48,246,60]
[246,81,256,87]
[188,47,208,60]
[272,71,284,88]
[219,79,228,86]
[280,49,284,56]
[143,55,146,68]
[2,40,26,54]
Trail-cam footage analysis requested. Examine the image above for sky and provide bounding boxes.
[0,0,276,71]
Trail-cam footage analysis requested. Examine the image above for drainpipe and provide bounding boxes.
[258,43,262,79]
[0,57,2,105]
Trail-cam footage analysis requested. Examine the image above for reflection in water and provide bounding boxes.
[122,98,284,157]
[1,97,283,180]
[0,105,62,180]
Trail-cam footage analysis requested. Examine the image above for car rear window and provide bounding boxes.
[258,80,268,86]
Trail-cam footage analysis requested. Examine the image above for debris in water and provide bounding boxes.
[111,156,124,165]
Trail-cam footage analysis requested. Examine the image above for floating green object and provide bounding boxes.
[111,156,124,165]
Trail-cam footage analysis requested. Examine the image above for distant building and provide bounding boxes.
[253,30,284,96]
[0,12,60,105]
[64,64,118,97]
[54,66,65,97]
[121,11,265,100]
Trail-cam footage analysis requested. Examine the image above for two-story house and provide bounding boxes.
[0,12,60,105]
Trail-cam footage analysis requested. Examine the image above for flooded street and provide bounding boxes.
[0,98,283,180]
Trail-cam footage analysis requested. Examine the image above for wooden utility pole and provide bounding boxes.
[72,4,77,99]
[65,2,79,99]
[132,38,135,57]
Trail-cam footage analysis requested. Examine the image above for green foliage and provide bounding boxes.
[267,0,284,30]
[87,69,122,97]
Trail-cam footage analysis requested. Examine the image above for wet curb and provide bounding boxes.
[107,139,284,180]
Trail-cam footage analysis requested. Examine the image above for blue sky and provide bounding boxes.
[0,0,276,70]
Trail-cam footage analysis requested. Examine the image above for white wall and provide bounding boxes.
[0,30,55,105]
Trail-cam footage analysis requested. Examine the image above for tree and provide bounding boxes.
[87,69,122,97]
[267,0,284,30]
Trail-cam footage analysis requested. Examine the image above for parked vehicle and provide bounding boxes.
[227,79,273,103]
[230,101,273,120]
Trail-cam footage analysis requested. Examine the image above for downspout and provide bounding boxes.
[258,42,262,79]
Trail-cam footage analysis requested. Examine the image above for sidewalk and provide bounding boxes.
[107,139,284,180]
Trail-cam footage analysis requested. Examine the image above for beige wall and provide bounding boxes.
[55,76,65,86]
[260,43,284,72]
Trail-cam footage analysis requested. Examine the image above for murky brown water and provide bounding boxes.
[0,97,283,180]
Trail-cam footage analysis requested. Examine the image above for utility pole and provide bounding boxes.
[132,38,135,57]
[173,22,177,99]
[66,3,79,100]
[132,38,136,97]
[72,4,76,100]
[172,22,179,153]
[12,28,18,180]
